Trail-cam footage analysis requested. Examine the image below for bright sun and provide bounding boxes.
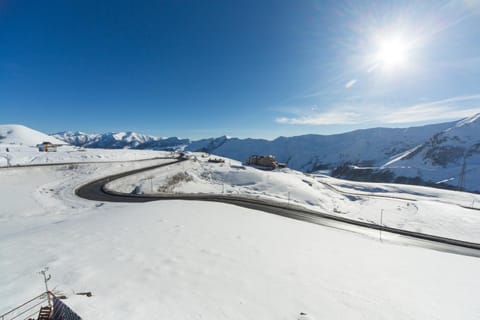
[375,36,410,70]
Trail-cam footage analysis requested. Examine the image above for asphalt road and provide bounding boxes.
[0,156,175,169]
[75,158,480,257]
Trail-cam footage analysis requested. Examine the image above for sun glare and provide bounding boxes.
[375,35,410,70]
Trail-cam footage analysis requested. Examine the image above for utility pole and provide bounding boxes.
[379,209,384,242]
[39,267,52,307]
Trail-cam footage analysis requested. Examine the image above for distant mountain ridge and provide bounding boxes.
[51,114,480,192]
[53,131,189,150]
[188,123,454,171]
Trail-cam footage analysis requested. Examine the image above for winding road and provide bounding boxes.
[74,157,480,258]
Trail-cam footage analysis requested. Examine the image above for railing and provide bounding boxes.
[0,292,51,320]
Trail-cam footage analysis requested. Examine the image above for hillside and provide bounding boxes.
[0,124,64,146]
[185,122,454,171]
[382,113,480,192]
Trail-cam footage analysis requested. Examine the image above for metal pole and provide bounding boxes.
[380,209,384,242]
[39,268,51,307]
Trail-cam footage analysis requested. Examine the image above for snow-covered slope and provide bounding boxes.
[105,155,480,242]
[2,154,480,319]
[0,124,65,146]
[186,122,453,172]
[383,113,480,192]
[0,126,169,167]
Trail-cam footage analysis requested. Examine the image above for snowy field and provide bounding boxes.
[1,134,480,319]
[0,124,172,166]
[106,155,480,243]
[0,144,170,167]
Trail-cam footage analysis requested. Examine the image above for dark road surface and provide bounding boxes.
[75,158,480,258]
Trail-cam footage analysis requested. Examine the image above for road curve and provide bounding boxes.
[75,158,480,258]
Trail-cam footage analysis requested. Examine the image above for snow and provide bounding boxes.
[0,124,65,146]
[52,130,189,150]
[381,144,423,168]
[54,120,455,173]
[51,115,480,192]
[451,112,480,128]
[3,199,480,319]
[0,124,175,167]
[1,142,480,319]
[184,122,450,172]
[52,115,480,192]
[0,145,171,166]
[106,155,480,243]
[382,113,480,192]
[0,143,171,167]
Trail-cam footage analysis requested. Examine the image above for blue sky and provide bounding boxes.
[1,0,479,139]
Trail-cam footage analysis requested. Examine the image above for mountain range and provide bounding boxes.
[50,114,480,192]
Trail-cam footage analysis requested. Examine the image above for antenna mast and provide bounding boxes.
[39,267,52,307]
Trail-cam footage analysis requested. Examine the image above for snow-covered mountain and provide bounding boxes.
[52,131,101,146]
[55,122,454,170]
[382,113,480,192]
[52,131,189,150]
[185,122,454,172]
[50,114,480,192]
[0,124,65,146]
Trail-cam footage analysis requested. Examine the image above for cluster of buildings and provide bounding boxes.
[246,155,286,169]
[37,141,58,152]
